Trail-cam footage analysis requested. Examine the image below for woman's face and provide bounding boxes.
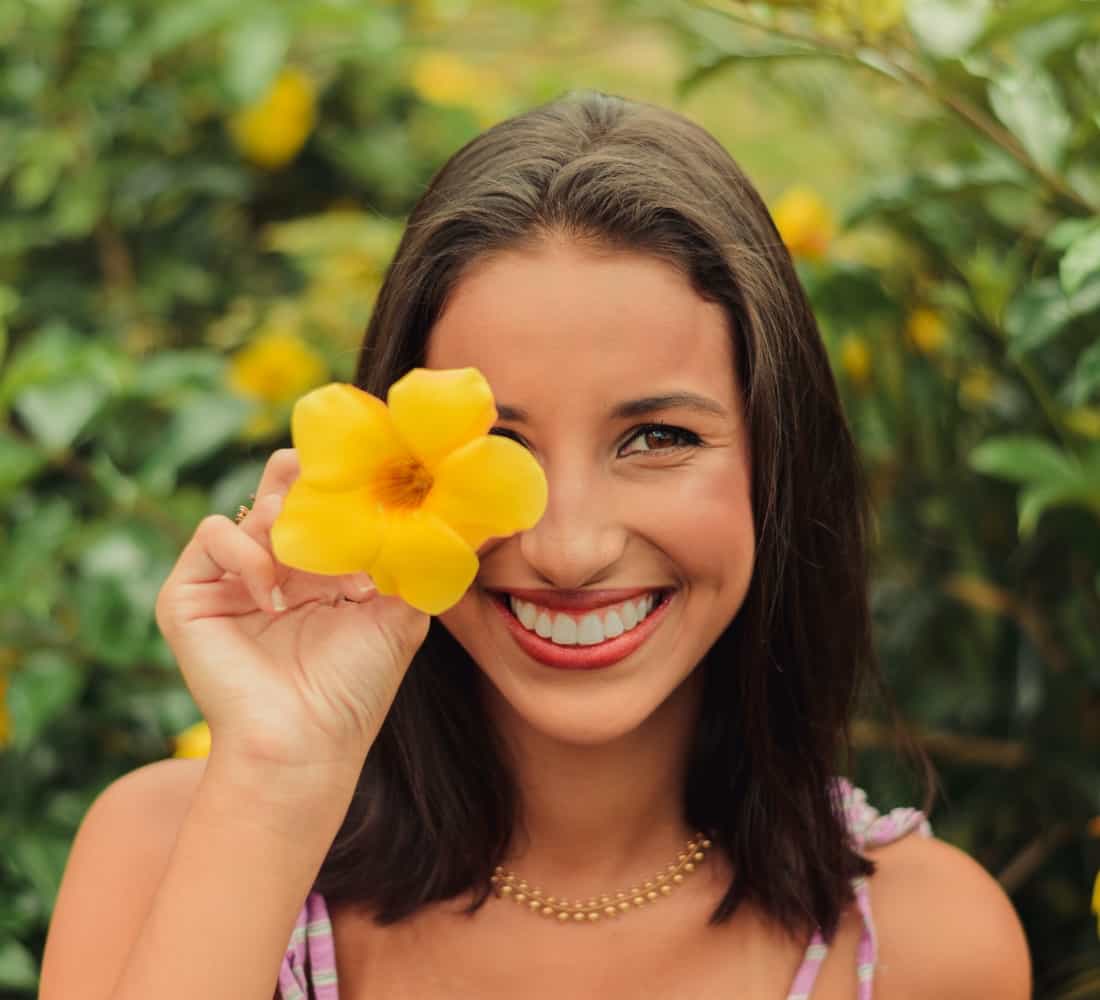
[430,238,754,746]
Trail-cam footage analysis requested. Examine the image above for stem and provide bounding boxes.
[704,2,1098,214]
[851,718,1028,767]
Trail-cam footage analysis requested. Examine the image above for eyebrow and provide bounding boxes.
[496,392,729,423]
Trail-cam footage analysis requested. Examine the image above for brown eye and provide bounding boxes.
[620,424,702,456]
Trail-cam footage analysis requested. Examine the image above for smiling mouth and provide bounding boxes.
[486,587,675,671]
[488,588,673,647]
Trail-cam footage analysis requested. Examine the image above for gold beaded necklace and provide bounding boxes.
[490,833,712,924]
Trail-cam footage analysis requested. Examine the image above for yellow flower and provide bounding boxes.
[816,0,905,39]
[1066,406,1100,439]
[0,674,10,749]
[229,67,316,170]
[410,52,485,108]
[173,720,211,759]
[1093,870,1100,938]
[271,368,548,615]
[771,186,835,261]
[839,334,872,387]
[905,307,947,355]
[228,326,328,405]
[960,366,996,408]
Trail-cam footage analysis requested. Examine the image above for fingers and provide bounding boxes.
[254,448,300,502]
[235,449,300,553]
[159,513,284,626]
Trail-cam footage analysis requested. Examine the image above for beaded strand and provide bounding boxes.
[490,834,711,924]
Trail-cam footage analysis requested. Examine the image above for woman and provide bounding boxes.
[41,90,1030,999]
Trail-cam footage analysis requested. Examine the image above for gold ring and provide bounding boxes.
[234,493,257,524]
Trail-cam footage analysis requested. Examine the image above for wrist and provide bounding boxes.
[198,747,364,836]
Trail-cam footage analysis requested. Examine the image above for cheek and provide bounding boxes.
[638,465,754,569]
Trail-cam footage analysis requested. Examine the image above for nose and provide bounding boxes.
[517,458,628,590]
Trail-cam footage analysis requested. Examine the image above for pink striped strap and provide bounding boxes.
[784,777,933,1000]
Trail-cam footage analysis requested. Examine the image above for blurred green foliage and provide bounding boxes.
[1,0,1098,995]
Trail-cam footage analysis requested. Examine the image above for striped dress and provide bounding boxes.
[276,776,932,1000]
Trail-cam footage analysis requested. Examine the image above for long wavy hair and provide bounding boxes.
[313,89,935,945]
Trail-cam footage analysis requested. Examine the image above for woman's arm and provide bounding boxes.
[39,753,361,1000]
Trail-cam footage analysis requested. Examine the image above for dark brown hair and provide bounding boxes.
[313,89,935,945]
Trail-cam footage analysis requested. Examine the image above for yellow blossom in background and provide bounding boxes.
[960,366,996,408]
[272,369,548,614]
[408,51,505,127]
[1066,406,1100,439]
[227,326,328,405]
[173,719,211,759]
[905,307,948,355]
[229,68,316,170]
[1093,870,1100,938]
[771,186,835,261]
[839,334,872,388]
[0,674,10,749]
[815,0,906,40]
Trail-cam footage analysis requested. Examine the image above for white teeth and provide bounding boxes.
[577,614,604,645]
[515,600,537,630]
[550,613,578,645]
[507,591,664,646]
[602,609,624,638]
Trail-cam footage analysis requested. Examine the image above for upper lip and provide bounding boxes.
[487,586,668,612]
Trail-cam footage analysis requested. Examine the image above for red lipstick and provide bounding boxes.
[488,590,673,670]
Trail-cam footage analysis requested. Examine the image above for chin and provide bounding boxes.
[475,667,701,751]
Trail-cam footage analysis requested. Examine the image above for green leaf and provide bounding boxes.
[905,0,993,58]
[969,435,1080,484]
[12,377,108,450]
[8,832,70,911]
[677,44,834,96]
[0,937,38,990]
[988,65,1072,173]
[1045,216,1098,252]
[1062,338,1100,407]
[223,9,290,104]
[1018,477,1100,536]
[139,392,250,489]
[1060,221,1100,294]
[1004,274,1100,356]
[976,0,1094,45]
[6,651,85,750]
[0,431,45,496]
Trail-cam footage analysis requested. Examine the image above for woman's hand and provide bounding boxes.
[155,449,430,775]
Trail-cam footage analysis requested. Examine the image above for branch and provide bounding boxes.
[851,718,1028,767]
[704,3,1098,215]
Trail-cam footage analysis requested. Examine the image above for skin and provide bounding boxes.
[430,235,755,893]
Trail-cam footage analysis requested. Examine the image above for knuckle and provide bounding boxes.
[197,513,230,535]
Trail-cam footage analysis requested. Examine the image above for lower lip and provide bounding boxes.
[489,591,674,670]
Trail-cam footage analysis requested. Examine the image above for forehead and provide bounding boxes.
[425,241,739,417]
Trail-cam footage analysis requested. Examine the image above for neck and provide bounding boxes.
[482,669,705,900]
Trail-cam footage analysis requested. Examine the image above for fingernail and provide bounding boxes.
[271,585,287,612]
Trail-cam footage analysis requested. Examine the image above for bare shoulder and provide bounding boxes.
[863,831,1032,1000]
[39,756,210,999]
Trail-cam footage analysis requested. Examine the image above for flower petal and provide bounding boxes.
[386,367,497,469]
[368,509,478,615]
[292,383,408,490]
[271,478,385,575]
[423,435,548,549]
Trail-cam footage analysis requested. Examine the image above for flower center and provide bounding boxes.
[375,457,434,510]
